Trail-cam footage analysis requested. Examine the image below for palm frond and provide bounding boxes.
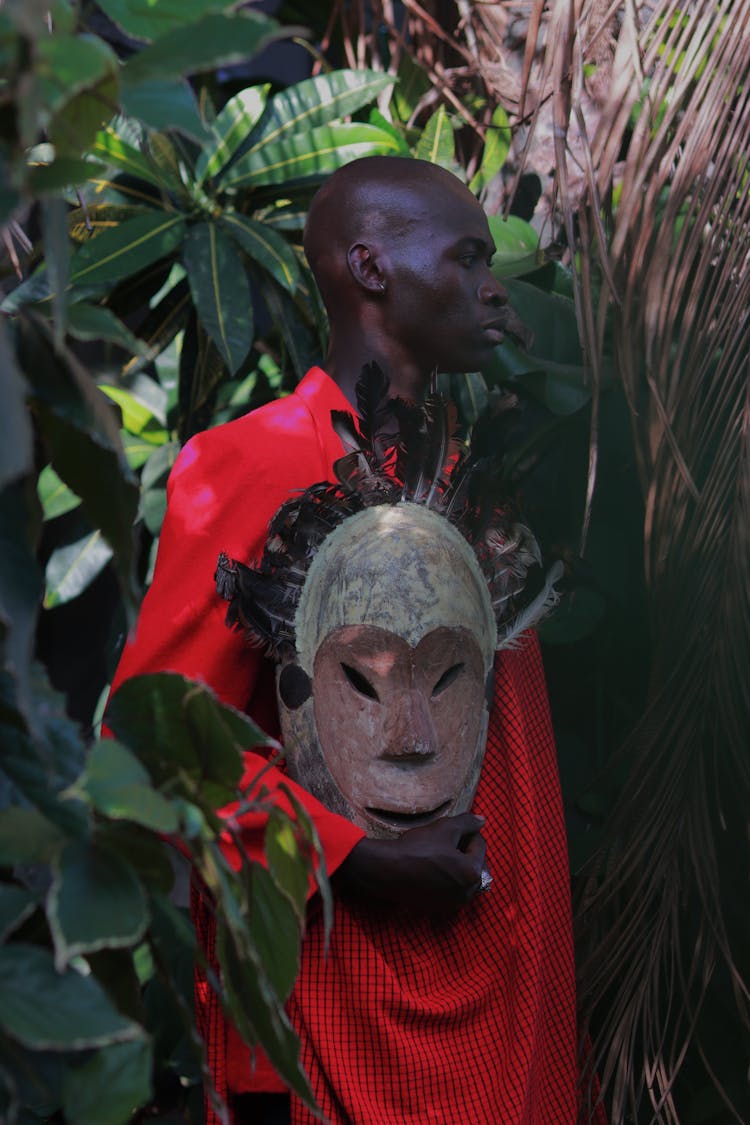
[523,0,750,1118]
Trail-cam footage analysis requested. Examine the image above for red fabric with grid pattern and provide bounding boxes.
[285,634,578,1124]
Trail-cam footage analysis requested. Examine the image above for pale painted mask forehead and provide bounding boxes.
[294,503,497,677]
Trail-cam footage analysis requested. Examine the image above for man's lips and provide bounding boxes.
[481,319,507,344]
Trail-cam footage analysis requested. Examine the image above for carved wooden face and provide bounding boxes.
[276,504,496,838]
[312,623,487,834]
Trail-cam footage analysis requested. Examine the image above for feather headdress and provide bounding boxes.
[216,363,562,658]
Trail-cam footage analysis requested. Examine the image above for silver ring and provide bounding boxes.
[479,868,493,893]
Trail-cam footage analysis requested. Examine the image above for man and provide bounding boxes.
[109,157,578,1123]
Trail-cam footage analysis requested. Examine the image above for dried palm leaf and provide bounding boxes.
[522,0,750,1119]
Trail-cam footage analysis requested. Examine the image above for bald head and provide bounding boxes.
[304,157,477,307]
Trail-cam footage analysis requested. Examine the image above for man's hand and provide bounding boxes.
[333,813,487,913]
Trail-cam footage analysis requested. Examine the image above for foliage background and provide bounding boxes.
[1,1,746,1123]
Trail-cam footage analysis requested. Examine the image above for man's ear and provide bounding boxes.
[347,243,386,294]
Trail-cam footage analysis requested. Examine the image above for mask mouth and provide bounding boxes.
[365,800,451,830]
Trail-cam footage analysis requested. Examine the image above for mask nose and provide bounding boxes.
[380,689,436,761]
[478,278,508,307]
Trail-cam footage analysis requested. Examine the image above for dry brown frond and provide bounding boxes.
[519,0,750,1118]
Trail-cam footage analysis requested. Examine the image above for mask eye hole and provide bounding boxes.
[432,662,465,697]
[341,663,379,701]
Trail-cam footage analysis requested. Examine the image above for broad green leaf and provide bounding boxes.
[368,107,411,153]
[0,807,66,865]
[98,385,167,439]
[217,921,315,1106]
[121,77,210,141]
[392,52,431,125]
[0,483,43,719]
[44,530,113,608]
[121,432,157,469]
[89,127,170,192]
[79,739,179,834]
[34,399,140,618]
[0,885,39,942]
[35,33,117,118]
[502,277,582,365]
[96,0,227,43]
[195,84,269,184]
[96,823,175,895]
[68,212,185,291]
[243,69,395,158]
[416,105,455,167]
[48,839,149,967]
[67,302,145,355]
[182,222,253,375]
[265,808,308,922]
[1,265,53,312]
[48,71,119,158]
[0,317,32,490]
[177,316,227,441]
[140,484,167,536]
[27,158,106,194]
[224,122,402,190]
[122,278,191,378]
[469,105,511,194]
[221,212,299,293]
[106,673,269,808]
[62,1038,152,1125]
[0,943,142,1050]
[121,11,283,87]
[260,277,320,381]
[249,864,301,1002]
[37,464,81,520]
[140,441,178,490]
[488,214,542,278]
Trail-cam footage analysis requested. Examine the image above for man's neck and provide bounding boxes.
[325,341,430,412]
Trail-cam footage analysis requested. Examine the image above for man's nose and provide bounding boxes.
[478,277,508,307]
[380,690,437,761]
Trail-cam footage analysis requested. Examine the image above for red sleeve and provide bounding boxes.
[107,396,365,879]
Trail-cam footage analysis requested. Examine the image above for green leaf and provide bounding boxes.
[487,214,542,278]
[67,302,145,355]
[89,127,169,192]
[221,213,299,293]
[105,673,270,808]
[415,105,455,167]
[48,839,149,967]
[35,33,118,118]
[121,77,210,141]
[249,864,301,1003]
[79,739,179,833]
[469,105,511,194]
[0,317,33,490]
[121,11,283,86]
[217,920,315,1106]
[69,212,186,291]
[0,885,39,942]
[502,277,582,365]
[223,122,403,190]
[98,385,167,440]
[0,943,142,1050]
[244,69,395,157]
[140,442,178,490]
[44,530,113,608]
[37,464,81,520]
[96,0,228,43]
[27,158,106,194]
[265,808,308,923]
[195,83,269,184]
[48,71,119,158]
[182,222,253,375]
[62,1036,152,1125]
[140,484,167,537]
[0,807,66,865]
[392,53,431,125]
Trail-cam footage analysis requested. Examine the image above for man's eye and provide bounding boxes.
[459,254,477,267]
[431,662,465,697]
[341,663,379,701]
